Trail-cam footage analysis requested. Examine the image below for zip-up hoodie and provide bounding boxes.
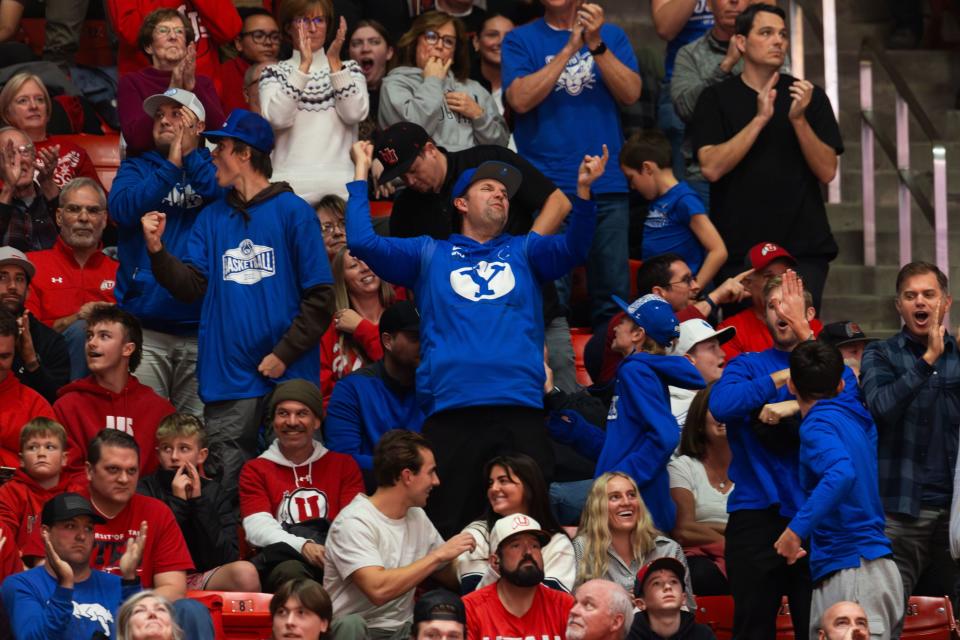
[788,389,892,582]
[0,470,85,557]
[628,610,717,640]
[107,147,224,332]
[54,375,175,478]
[596,352,705,533]
[239,440,364,553]
[378,66,509,152]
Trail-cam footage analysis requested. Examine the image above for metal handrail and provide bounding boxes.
[789,0,840,203]
[858,37,949,275]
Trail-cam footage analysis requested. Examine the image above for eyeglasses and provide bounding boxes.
[423,30,457,50]
[61,204,106,216]
[294,16,326,28]
[241,29,282,44]
[320,220,345,235]
[667,274,695,287]
[155,25,186,37]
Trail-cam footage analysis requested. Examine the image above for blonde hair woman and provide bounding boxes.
[116,591,183,640]
[572,472,695,607]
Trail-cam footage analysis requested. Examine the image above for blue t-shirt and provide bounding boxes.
[501,19,638,194]
[664,1,714,80]
[184,190,333,403]
[2,566,140,640]
[642,181,706,273]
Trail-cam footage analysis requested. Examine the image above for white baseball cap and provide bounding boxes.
[670,318,736,356]
[142,88,206,122]
[488,514,550,552]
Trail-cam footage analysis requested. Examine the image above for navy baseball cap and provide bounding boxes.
[203,108,274,154]
[612,294,680,347]
[450,161,522,205]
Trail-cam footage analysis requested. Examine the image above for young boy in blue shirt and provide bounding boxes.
[621,130,727,291]
[776,340,903,640]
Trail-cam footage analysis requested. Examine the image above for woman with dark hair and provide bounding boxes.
[456,453,575,594]
[347,19,394,140]
[319,246,395,408]
[668,382,732,595]
[379,11,508,151]
[270,579,332,640]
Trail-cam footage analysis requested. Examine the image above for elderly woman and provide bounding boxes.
[379,11,508,151]
[0,126,60,251]
[0,73,102,190]
[260,0,369,203]
[116,8,225,154]
[116,592,183,640]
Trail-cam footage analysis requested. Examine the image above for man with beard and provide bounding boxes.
[0,246,70,404]
[463,514,574,640]
[566,579,634,640]
[26,178,117,381]
[709,270,859,640]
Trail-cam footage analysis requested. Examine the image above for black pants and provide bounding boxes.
[688,556,731,596]
[725,507,812,640]
[422,405,554,538]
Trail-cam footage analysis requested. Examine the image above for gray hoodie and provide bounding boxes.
[378,66,510,151]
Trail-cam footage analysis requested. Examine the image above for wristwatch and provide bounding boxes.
[590,41,607,57]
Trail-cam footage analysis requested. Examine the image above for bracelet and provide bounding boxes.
[590,41,607,57]
[704,295,718,314]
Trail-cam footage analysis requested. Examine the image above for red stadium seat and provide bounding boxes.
[569,327,593,387]
[188,591,274,640]
[901,596,960,639]
[54,134,121,191]
[694,595,734,640]
[17,19,114,67]
[370,200,393,218]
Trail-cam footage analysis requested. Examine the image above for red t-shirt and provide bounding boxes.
[0,374,54,467]
[719,308,824,361]
[464,583,574,640]
[26,238,118,327]
[87,493,194,587]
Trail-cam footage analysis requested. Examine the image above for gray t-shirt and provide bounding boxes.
[323,494,444,630]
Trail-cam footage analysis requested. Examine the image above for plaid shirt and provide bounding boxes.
[0,191,58,253]
[860,330,960,517]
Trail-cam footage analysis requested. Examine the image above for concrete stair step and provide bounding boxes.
[824,264,960,295]
[833,229,960,265]
[820,293,902,328]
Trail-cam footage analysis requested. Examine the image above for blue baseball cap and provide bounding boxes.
[450,161,522,205]
[203,108,274,154]
[612,294,680,346]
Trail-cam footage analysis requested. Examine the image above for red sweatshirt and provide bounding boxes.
[106,0,242,96]
[319,319,383,410]
[0,374,55,467]
[54,375,174,478]
[220,56,251,116]
[26,238,118,328]
[38,138,104,190]
[0,470,87,559]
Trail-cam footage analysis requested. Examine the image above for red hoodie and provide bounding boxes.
[0,470,87,560]
[0,374,55,468]
[54,375,175,478]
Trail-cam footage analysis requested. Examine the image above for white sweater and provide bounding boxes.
[260,50,369,203]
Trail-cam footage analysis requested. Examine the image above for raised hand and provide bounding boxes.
[788,79,814,122]
[577,3,605,50]
[42,529,74,588]
[326,16,347,72]
[775,269,811,340]
[0,139,26,197]
[720,36,742,73]
[35,144,59,185]
[334,309,362,334]
[119,521,148,581]
[923,299,945,366]
[296,21,314,73]
[141,211,167,254]
[182,43,197,91]
[17,310,39,371]
[756,71,779,125]
[351,140,374,179]
[711,268,753,304]
[422,56,452,80]
[577,144,610,193]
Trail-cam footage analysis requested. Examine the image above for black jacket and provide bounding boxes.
[138,469,239,572]
[14,314,70,405]
[628,611,717,640]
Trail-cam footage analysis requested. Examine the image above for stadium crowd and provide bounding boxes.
[0,0,953,639]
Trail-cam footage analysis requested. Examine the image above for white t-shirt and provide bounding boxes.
[667,455,731,524]
[323,494,444,630]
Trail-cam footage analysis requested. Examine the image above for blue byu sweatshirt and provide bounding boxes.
[345,180,595,416]
[789,390,892,582]
[595,352,705,533]
[710,347,860,518]
[108,148,225,332]
[325,361,425,470]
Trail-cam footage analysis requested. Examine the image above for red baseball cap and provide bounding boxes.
[747,242,797,272]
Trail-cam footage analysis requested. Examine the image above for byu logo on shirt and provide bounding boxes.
[222,238,276,285]
[450,261,515,301]
[548,50,596,96]
[277,488,329,525]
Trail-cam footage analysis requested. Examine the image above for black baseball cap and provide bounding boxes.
[413,590,466,626]
[818,321,876,349]
[42,492,106,526]
[449,161,522,205]
[633,557,686,598]
[379,301,420,336]
[375,122,430,185]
